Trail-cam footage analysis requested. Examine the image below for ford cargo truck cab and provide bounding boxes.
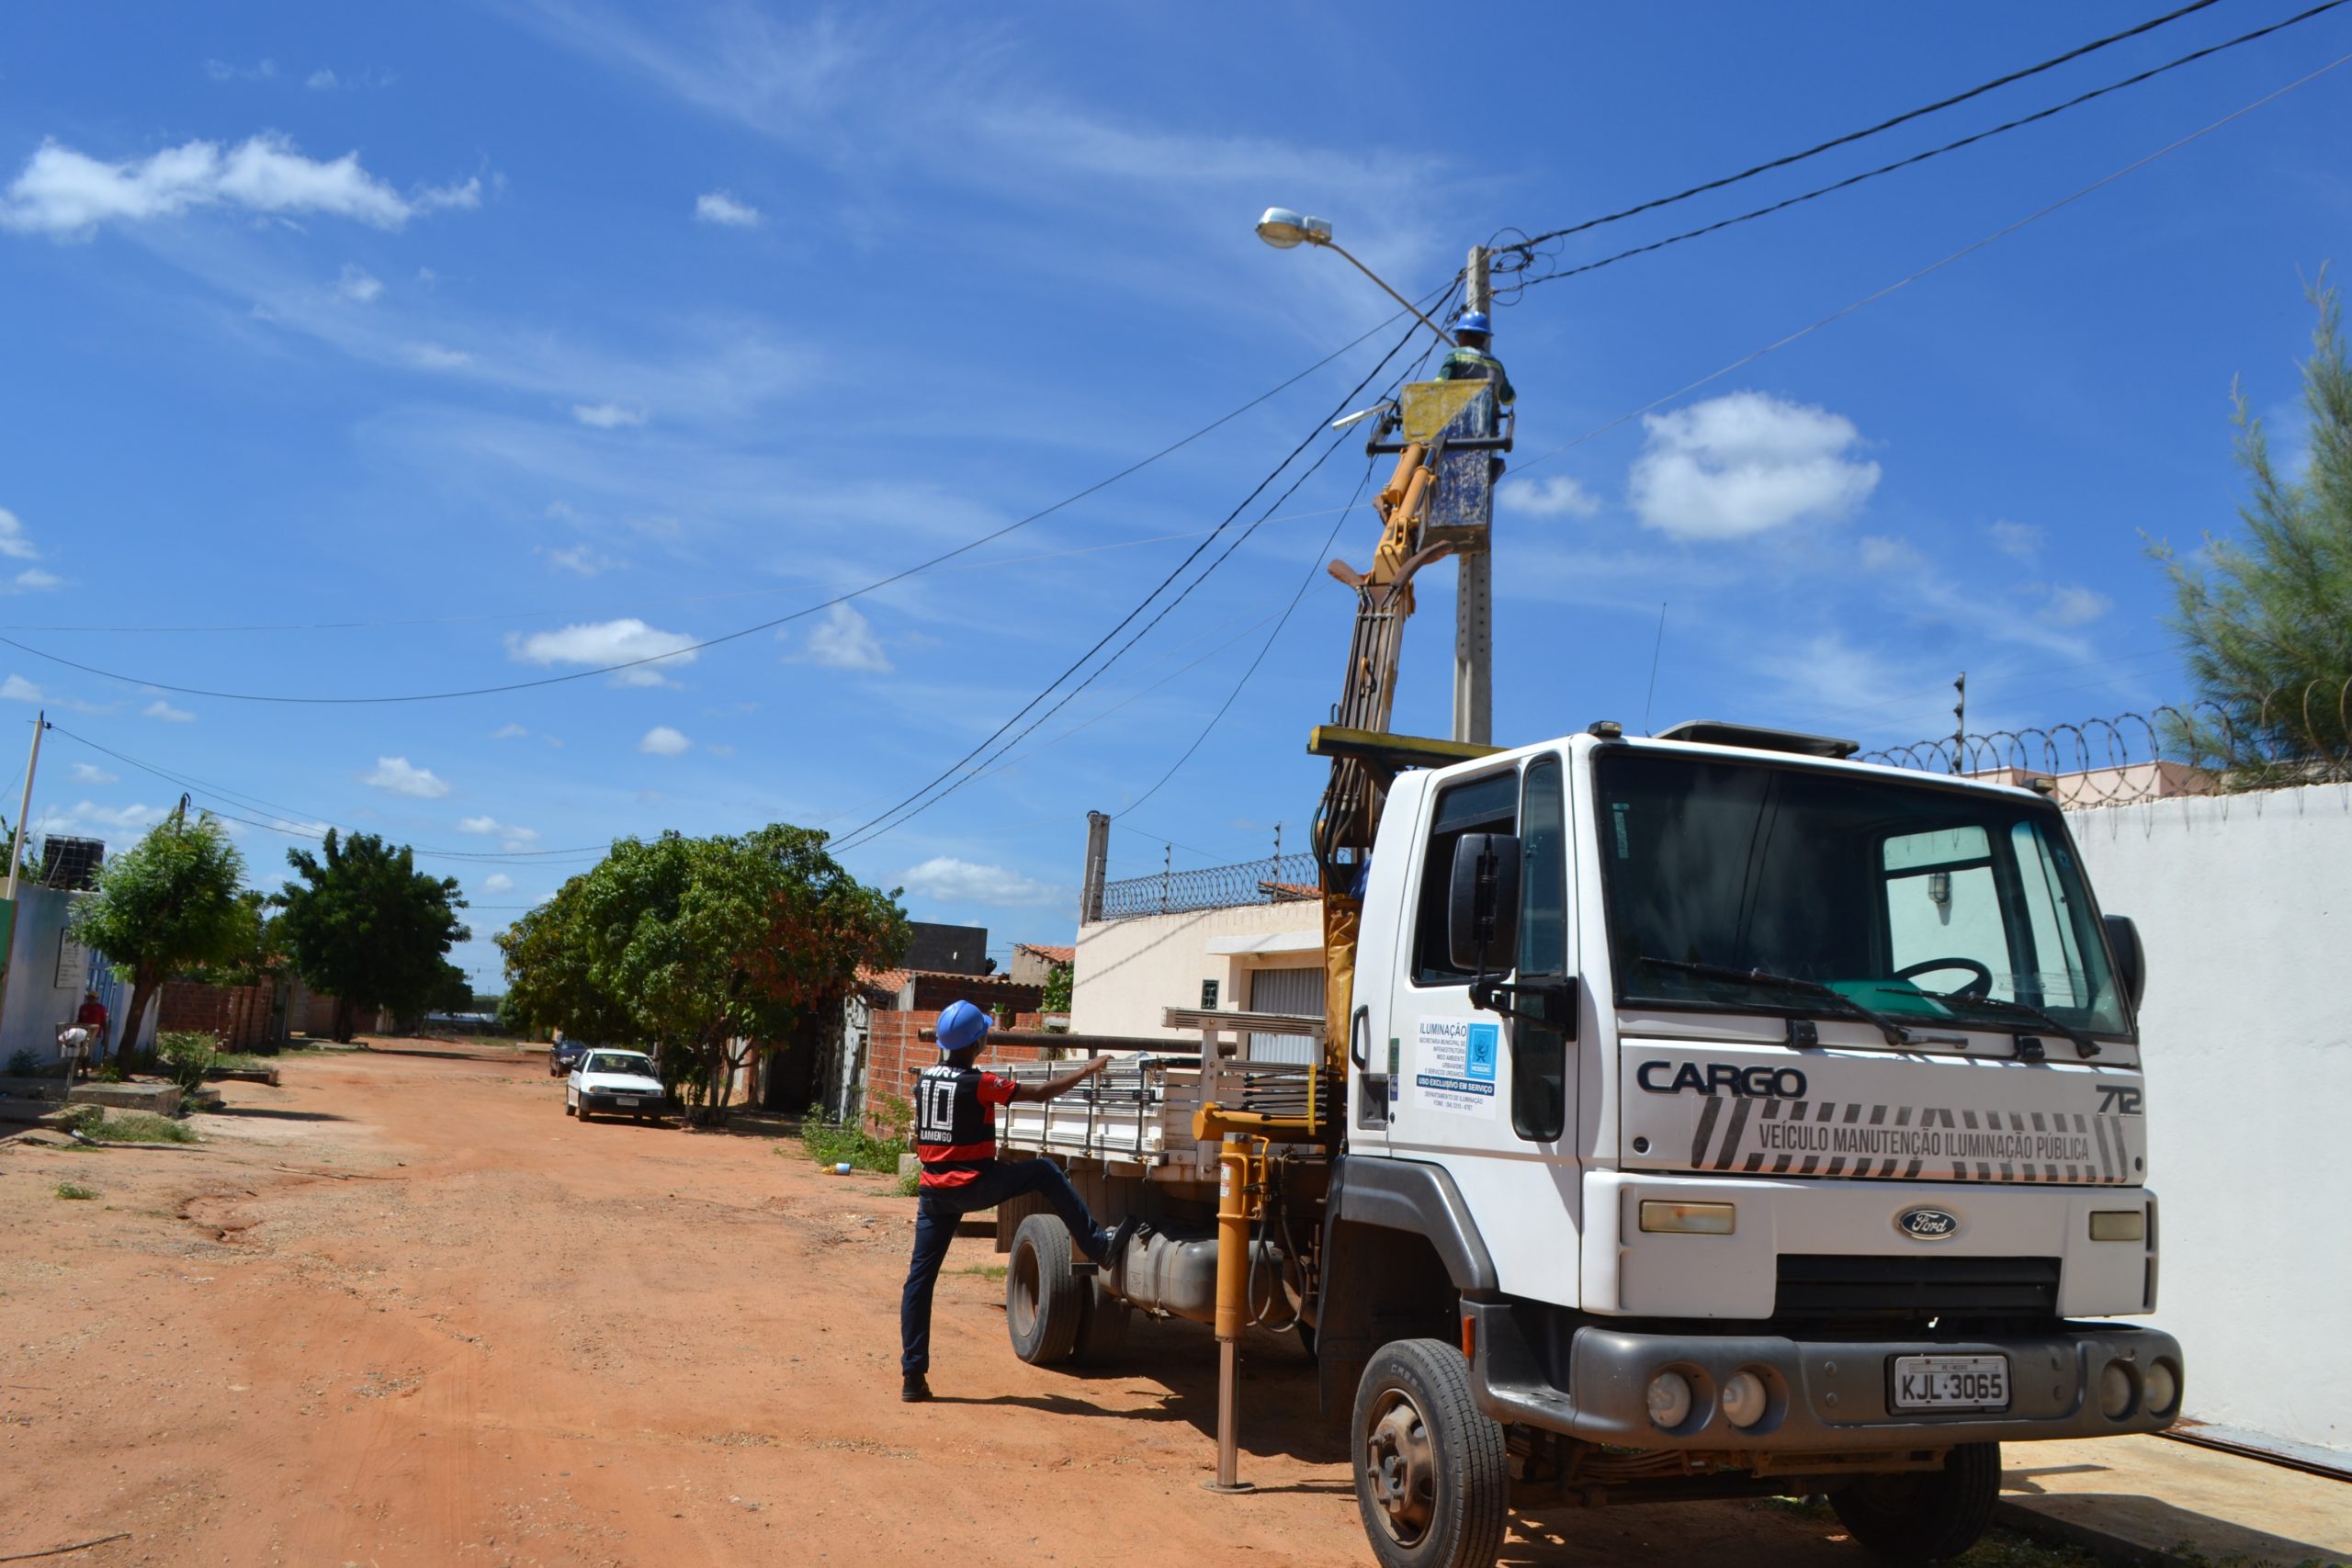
[1001,721,2177,1568]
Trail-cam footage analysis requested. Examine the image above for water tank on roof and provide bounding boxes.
[41,836,106,891]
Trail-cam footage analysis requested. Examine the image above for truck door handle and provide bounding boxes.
[1349,1005,1371,1071]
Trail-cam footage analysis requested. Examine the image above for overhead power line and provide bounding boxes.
[1503,0,2352,291]
[826,291,1452,857]
[0,298,1448,705]
[1505,49,2352,481]
[1487,0,2229,276]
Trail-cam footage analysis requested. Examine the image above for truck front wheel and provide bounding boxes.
[1830,1442,1999,1563]
[1351,1338,1509,1568]
[1005,1214,1084,1365]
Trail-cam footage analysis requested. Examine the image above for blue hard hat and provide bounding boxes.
[1453,310,1492,336]
[937,999,992,1055]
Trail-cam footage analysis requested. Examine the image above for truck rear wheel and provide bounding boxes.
[1830,1442,1999,1563]
[1351,1338,1509,1568]
[1005,1214,1084,1365]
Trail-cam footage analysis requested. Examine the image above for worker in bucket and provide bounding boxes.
[1436,310,1515,408]
[899,998,1137,1404]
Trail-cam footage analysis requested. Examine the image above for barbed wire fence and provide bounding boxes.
[1098,851,1318,922]
[1864,679,2352,807]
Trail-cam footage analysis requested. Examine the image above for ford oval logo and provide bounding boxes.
[1897,1207,1961,1241]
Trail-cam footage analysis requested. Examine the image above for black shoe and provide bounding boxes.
[901,1374,933,1404]
[1101,1215,1145,1269]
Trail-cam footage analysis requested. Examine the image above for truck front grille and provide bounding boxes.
[1775,1254,2060,1318]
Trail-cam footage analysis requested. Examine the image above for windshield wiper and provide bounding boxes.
[1640,956,1911,1045]
[1883,987,2103,1059]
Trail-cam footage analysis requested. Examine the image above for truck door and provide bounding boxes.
[1385,751,1583,1307]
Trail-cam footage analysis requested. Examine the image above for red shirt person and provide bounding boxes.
[897,999,1133,1404]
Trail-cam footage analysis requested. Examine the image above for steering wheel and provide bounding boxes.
[1894,956,1994,999]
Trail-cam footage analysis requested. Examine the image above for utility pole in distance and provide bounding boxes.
[1451,245,1495,747]
[5,709,47,900]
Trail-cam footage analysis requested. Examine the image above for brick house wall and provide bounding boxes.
[156,981,277,1051]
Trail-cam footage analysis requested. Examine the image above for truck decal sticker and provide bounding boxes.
[1410,1019,1498,1119]
[1683,1093,2128,1183]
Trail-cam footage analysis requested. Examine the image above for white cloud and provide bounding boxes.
[0,133,475,237]
[142,699,195,722]
[307,68,339,91]
[571,402,647,428]
[1991,520,2042,558]
[2041,585,2113,628]
[1498,474,1600,519]
[901,856,1069,910]
[337,263,382,302]
[0,507,39,559]
[490,721,529,739]
[13,568,62,592]
[1628,391,1881,540]
[1858,536,1921,573]
[70,762,118,784]
[69,800,171,829]
[406,343,472,370]
[205,59,277,83]
[458,814,539,851]
[639,725,692,756]
[2,674,40,702]
[539,544,616,577]
[694,191,762,228]
[794,603,892,673]
[360,755,449,798]
[480,872,516,895]
[506,617,698,687]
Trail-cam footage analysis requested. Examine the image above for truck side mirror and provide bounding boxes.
[2102,914,2145,1012]
[1448,833,1521,976]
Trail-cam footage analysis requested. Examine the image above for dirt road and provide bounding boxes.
[1,1046,2062,1567]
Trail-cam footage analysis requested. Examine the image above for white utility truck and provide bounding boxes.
[990,432,2177,1568]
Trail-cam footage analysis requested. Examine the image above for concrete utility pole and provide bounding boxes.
[5,710,46,900]
[1453,244,1494,747]
[1080,810,1111,924]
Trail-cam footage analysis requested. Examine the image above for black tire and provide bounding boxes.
[1830,1442,2000,1564]
[576,1099,591,1122]
[1005,1213,1085,1365]
[1351,1338,1510,1568]
[563,1095,574,1116]
[1073,1278,1130,1363]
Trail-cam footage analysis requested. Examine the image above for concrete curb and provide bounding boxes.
[1995,1500,2182,1568]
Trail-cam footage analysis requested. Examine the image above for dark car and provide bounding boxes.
[548,1037,590,1077]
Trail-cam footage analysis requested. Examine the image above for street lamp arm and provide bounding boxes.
[1317,239,1457,349]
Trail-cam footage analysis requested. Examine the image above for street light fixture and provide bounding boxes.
[1255,207,1456,348]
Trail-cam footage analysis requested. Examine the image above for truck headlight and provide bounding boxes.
[2098,1361,2137,1420]
[2143,1360,2179,1417]
[1645,1371,1693,1428]
[1721,1370,1768,1428]
[2089,1210,2146,1242]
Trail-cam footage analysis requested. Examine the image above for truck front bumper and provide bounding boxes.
[1464,1299,2183,1450]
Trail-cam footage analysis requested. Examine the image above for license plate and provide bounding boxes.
[616,1096,639,1107]
[1892,1354,2009,1411]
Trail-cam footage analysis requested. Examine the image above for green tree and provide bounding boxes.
[68,814,248,1062]
[2154,275,2352,779]
[1040,960,1072,1015]
[504,825,908,1124]
[275,830,470,1042]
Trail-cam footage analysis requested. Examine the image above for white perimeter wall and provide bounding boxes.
[1072,898,1322,1042]
[2068,782,2352,1455]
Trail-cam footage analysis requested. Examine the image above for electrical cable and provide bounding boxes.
[1504,51,2352,484]
[45,725,610,863]
[827,292,1450,855]
[1487,0,2229,274]
[0,294,1452,705]
[1503,0,2352,292]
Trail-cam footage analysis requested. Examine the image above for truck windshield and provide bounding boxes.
[1595,750,2129,1039]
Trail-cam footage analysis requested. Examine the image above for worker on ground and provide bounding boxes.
[899,999,1136,1404]
[1436,310,1515,408]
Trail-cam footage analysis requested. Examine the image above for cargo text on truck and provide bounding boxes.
[978,233,2177,1568]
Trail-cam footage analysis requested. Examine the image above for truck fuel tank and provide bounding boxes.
[1102,1228,1291,1326]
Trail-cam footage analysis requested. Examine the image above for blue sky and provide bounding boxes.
[3,2,2347,988]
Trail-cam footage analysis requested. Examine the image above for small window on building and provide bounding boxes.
[1410,769,1520,987]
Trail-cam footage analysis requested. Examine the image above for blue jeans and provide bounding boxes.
[900,1158,1109,1378]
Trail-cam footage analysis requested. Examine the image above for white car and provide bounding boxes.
[565,1049,675,1123]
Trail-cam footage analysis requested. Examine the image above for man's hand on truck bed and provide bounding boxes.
[1010,1055,1110,1103]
